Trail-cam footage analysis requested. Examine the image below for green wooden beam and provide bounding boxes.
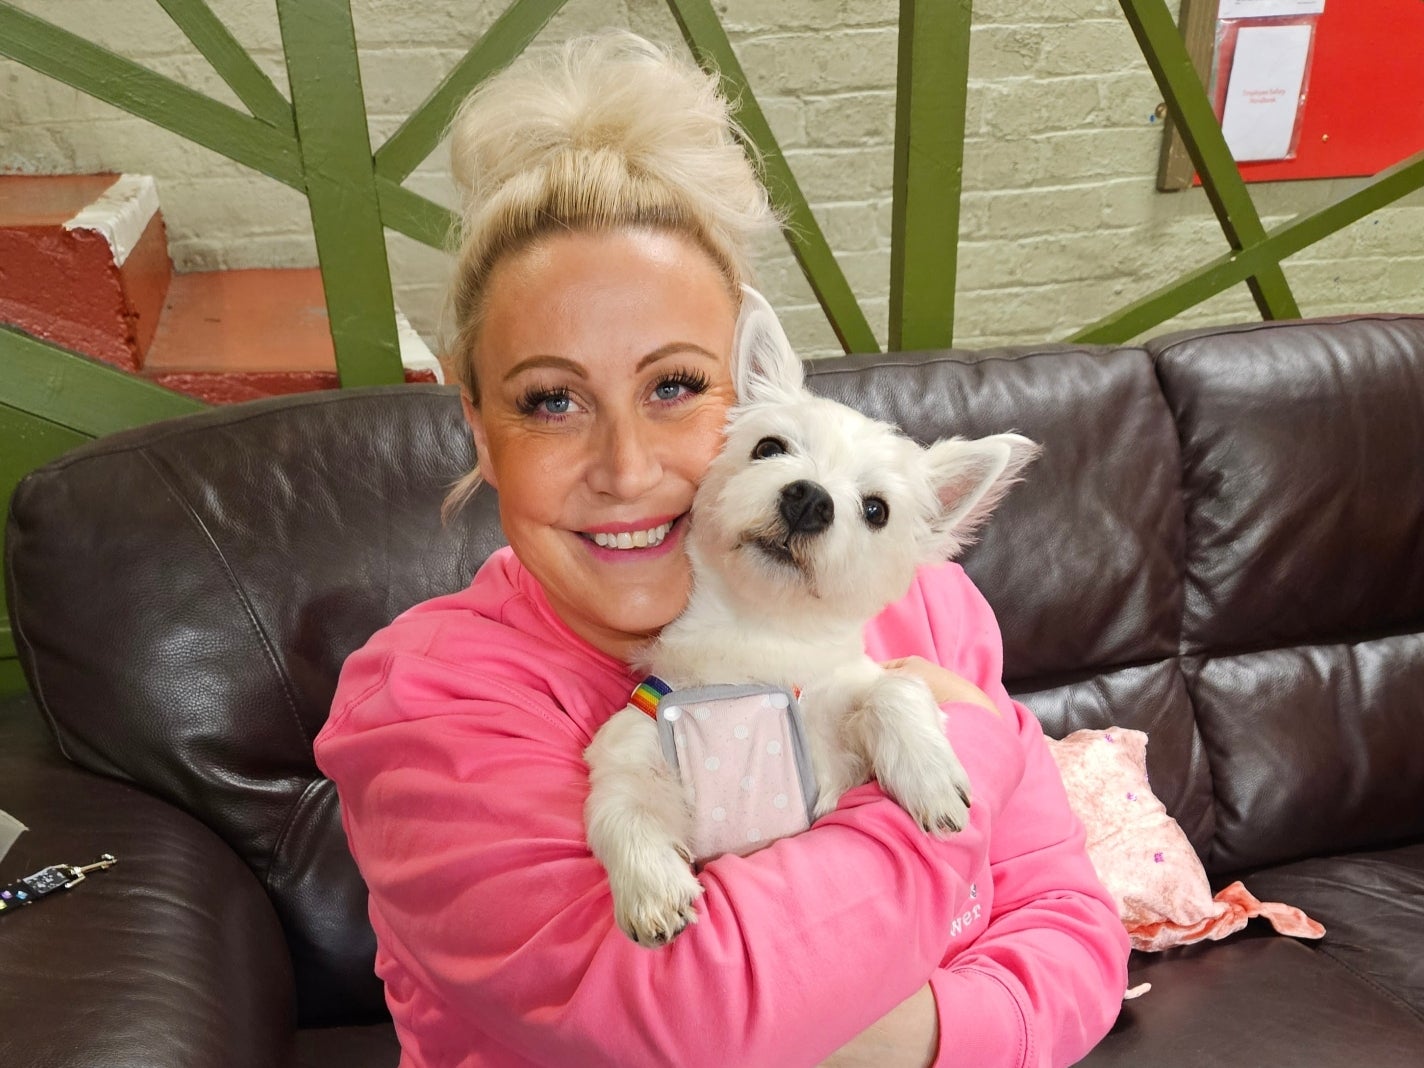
[156,0,294,131]
[276,0,404,388]
[376,177,458,251]
[0,2,302,188]
[0,327,204,438]
[0,401,93,674]
[889,0,972,351]
[374,0,570,184]
[1118,0,1300,321]
[665,0,880,354]
[1072,147,1424,343]
[0,655,28,698]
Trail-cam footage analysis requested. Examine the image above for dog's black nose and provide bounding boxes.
[779,480,834,535]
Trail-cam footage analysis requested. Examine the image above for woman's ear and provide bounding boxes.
[459,391,498,490]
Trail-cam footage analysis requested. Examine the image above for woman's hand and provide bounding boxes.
[819,982,939,1067]
[882,655,1000,717]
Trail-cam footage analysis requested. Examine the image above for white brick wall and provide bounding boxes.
[2,0,1420,358]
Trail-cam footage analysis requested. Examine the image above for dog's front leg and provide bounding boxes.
[802,686,871,820]
[853,671,972,835]
[584,707,703,946]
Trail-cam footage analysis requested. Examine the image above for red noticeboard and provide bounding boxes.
[1208,0,1424,182]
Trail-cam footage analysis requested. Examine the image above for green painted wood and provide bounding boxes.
[1072,147,1424,343]
[0,654,27,698]
[889,0,972,351]
[156,0,294,131]
[1118,0,1300,321]
[665,0,879,354]
[0,2,302,187]
[376,177,458,250]
[276,0,404,388]
[0,327,204,438]
[374,0,570,183]
[0,401,92,674]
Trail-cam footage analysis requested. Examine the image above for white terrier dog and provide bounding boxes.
[585,288,1039,946]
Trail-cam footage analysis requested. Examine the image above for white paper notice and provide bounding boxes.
[1220,24,1314,161]
[1219,0,1325,18]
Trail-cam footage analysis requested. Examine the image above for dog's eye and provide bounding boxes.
[862,496,889,528]
[752,437,788,460]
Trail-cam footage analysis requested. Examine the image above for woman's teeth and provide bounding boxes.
[589,521,673,550]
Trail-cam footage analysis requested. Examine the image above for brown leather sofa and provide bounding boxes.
[4,314,1423,1067]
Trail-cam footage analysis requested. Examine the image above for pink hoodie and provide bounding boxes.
[315,548,1128,1067]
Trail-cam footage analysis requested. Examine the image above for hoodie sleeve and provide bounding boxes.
[317,641,998,1068]
[878,566,1131,1068]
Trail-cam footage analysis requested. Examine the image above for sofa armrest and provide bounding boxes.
[0,694,296,1068]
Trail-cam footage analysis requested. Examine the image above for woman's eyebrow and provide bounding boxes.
[504,343,720,382]
[635,342,719,371]
[503,355,585,381]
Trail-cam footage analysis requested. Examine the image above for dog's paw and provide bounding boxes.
[611,851,705,948]
[886,748,972,837]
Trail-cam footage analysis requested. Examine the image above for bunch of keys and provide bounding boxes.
[0,854,117,915]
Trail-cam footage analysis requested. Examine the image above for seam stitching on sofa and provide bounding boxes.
[28,387,452,476]
[804,344,1134,381]
[1308,940,1424,1029]
[267,775,328,896]
[1148,345,1224,869]
[2,497,76,764]
[140,449,313,764]
[1150,313,1416,361]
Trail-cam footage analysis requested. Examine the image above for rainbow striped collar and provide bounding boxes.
[628,675,673,720]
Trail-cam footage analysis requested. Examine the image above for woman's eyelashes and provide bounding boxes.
[516,386,579,419]
[649,369,710,404]
[514,369,711,422]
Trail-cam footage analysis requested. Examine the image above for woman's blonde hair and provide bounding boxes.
[440,31,776,519]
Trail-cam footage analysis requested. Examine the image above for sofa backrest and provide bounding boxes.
[8,314,1424,1026]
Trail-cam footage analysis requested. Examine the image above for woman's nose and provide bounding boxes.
[586,412,666,500]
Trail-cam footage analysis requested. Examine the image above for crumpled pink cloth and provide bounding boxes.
[1046,727,1326,953]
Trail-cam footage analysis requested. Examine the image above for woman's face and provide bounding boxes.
[463,228,739,661]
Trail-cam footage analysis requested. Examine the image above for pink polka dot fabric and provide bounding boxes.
[663,690,814,863]
[1046,727,1324,952]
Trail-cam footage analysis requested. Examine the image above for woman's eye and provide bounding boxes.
[752,437,788,460]
[517,388,578,418]
[862,496,889,528]
[651,371,709,404]
[654,381,688,401]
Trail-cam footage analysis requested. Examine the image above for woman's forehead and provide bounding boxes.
[473,228,737,380]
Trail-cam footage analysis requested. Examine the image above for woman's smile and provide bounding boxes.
[580,516,681,551]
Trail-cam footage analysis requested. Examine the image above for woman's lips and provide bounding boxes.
[578,515,685,557]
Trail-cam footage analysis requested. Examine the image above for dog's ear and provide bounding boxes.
[924,433,1040,556]
[734,285,805,404]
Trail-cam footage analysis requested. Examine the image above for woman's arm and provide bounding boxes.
[867,565,1131,1068]
[318,647,1003,1068]
[819,983,939,1068]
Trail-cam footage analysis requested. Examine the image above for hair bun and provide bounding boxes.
[447,32,769,239]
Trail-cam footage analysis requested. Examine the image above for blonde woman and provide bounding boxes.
[316,33,1128,1067]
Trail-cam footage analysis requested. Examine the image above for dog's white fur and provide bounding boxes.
[585,288,1040,946]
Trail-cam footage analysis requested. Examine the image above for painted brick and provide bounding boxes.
[803,92,895,147]
[980,185,1108,238]
[783,146,894,204]
[715,0,894,34]
[1036,20,1140,79]
[3,0,1421,355]
[734,29,898,95]
[980,77,1103,138]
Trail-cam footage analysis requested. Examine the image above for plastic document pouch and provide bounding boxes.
[656,683,820,864]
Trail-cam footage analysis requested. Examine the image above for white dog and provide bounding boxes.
[585,288,1039,946]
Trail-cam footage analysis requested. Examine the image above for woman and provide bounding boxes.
[315,33,1129,1067]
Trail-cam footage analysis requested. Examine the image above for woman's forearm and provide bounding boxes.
[821,982,939,1068]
